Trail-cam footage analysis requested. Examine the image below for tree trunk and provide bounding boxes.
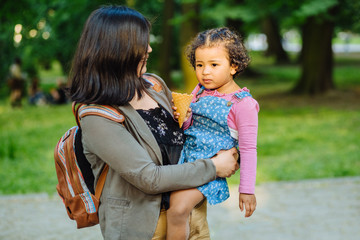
[292,16,335,95]
[180,1,200,93]
[227,18,244,36]
[262,16,290,64]
[159,0,175,88]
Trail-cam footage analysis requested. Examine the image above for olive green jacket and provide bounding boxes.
[80,74,216,240]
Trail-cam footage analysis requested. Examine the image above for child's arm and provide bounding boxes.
[228,95,259,217]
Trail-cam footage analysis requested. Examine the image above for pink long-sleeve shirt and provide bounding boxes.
[183,84,259,194]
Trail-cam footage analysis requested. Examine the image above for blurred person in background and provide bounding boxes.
[28,77,48,106]
[8,57,25,108]
[50,77,68,104]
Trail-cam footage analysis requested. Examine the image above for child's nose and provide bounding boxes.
[203,66,211,75]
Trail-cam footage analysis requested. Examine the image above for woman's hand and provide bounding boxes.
[211,148,239,178]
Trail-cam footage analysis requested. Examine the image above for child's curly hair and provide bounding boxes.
[186,27,250,78]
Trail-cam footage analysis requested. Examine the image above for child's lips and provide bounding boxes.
[202,79,212,84]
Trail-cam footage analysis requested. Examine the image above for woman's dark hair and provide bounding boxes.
[186,27,250,78]
[68,5,151,105]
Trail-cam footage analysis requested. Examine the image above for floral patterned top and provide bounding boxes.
[137,105,185,209]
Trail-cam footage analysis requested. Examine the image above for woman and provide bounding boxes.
[68,5,238,239]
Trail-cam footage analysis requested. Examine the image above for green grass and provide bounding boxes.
[228,106,360,184]
[0,103,74,194]
[257,108,358,181]
[0,52,359,194]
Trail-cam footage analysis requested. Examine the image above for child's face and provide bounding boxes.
[194,44,237,93]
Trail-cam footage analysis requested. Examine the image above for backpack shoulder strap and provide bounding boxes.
[142,73,163,92]
[71,102,124,199]
[95,165,109,199]
[77,104,125,124]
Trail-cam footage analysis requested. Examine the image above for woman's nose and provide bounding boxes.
[147,44,153,53]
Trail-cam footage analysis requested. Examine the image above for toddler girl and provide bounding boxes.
[167,27,259,239]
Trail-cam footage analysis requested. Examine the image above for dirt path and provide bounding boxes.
[1,177,359,240]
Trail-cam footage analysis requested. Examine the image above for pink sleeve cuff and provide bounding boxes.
[182,113,192,130]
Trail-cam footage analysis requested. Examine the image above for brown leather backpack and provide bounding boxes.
[54,73,162,228]
[54,103,124,228]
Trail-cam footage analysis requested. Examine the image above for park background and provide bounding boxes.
[1,1,359,239]
[0,0,359,206]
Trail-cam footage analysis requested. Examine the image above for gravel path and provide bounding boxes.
[1,177,359,240]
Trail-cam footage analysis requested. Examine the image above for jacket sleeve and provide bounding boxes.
[81,115,217,194]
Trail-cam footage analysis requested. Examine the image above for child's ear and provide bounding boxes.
[230,65,237,76]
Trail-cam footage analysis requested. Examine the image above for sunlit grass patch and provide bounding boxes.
[0,103,74,194]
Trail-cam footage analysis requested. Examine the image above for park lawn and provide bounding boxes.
[0,52,359,194]
[0,103,74,194]
[228,105,360,185]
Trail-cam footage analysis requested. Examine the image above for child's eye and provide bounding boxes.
[196,64,203,68]
[212,64,218,67]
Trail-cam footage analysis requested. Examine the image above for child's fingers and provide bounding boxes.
[245,202,251,217]
[185,108,192,118]
[249,203,256,217]
[174,112,180,119]
[239,202,244,212]
[239,195,244,212]
[172,106,179,119]
[245,202,256,218]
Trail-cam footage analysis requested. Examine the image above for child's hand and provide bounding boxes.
[239,193,256,217]
[172,105,192,122]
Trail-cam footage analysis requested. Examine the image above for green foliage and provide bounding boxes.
[201,3,256,26]
[336,0,360,32]
[0,0,126,87]
[1,0,359,98]
[294,0,338,20]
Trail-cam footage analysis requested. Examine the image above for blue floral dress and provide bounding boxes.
[178,86,252,205]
